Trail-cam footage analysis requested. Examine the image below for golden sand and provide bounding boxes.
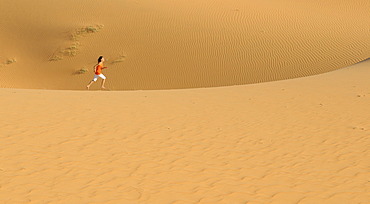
[0,0,368,90]
[1,60,369,203]
[0,0,369,203]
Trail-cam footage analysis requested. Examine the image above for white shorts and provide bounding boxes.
[93,74,106,81]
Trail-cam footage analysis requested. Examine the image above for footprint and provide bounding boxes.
[1,58,17,66]
[351,126,366,131]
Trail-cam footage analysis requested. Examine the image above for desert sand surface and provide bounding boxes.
[1,0,369,203]
[1,60,369,203]
[0,0,369,90]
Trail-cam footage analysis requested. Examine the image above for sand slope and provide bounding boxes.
[1,60,369,203]
[0,0,369,90]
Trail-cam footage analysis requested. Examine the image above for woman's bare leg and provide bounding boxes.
[87,80,94,89]
[101,79,106,89]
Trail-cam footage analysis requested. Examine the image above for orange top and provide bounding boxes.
[95,64,103,75]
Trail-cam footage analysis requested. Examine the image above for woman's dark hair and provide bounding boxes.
[98,56,103,63]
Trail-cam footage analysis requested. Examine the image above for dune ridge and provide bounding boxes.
[0,0,369,90]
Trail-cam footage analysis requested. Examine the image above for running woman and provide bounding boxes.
[87,56,108,90]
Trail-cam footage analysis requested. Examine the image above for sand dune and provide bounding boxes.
[0,60,369,203]
[1,0,369,203]
[0,0,369,90]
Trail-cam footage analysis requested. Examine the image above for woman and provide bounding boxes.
[87,56,108,90]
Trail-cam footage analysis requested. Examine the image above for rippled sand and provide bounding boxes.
[0,0,368,90]
[1,60,369,203]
